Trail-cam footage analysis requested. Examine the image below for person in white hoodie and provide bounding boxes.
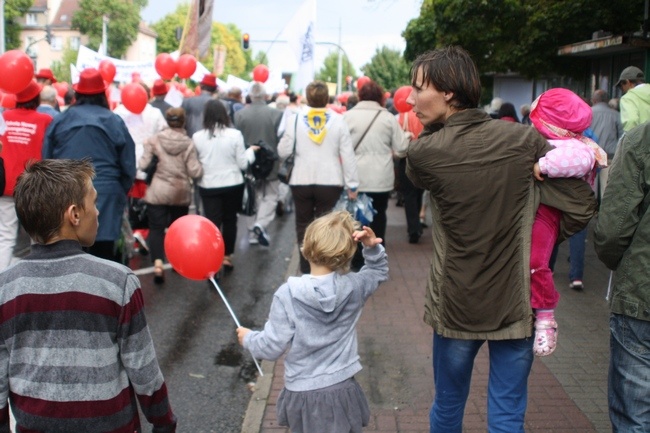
[237,210,388,433]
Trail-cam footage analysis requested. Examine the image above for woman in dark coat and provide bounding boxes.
[43,68,136,263]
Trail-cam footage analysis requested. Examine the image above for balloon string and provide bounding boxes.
[209,277,264,377]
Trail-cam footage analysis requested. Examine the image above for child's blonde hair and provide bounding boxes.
[301,210,360,272]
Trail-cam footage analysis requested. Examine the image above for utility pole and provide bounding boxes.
[101,15,109,56]
[336,18,343,95]
[0,0,5,54]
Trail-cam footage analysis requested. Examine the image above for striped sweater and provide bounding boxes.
[0,240,176,433]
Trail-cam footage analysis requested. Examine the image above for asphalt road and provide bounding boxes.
[132,211,296,433]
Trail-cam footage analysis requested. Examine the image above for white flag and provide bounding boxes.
[283,0,316,95]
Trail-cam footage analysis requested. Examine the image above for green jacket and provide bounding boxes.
[594,122,650,321]
[407,109,596,339]
[620,83,650,132]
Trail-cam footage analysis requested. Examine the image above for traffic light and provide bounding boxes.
[45,25,52,45]
[242,33,250,50]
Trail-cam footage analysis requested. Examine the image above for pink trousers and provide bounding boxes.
[530,204,562,310]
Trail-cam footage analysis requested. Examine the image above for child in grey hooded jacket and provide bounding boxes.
[237,210,388,433]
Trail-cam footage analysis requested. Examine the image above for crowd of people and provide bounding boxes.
[0,48,648,433]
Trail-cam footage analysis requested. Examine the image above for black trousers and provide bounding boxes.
[398,158,423,237]
[146,204,190,262]
[291,185,343,274]
[200,184,245,256]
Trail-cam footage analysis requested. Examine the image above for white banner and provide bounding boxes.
[282,0,316,94]
[75,45,159,83]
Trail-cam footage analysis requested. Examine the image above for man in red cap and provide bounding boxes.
[43,68,136,263]
[0,80,53,270]
[150,79,172,116]
[182,73,222,138]
[34,68,57,85]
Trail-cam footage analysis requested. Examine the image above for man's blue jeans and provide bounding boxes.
[609,313,650,432]
[430,333,534,433]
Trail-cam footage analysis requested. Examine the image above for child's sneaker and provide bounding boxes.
[533,312,558,357]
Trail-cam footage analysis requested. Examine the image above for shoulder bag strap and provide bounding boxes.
[354,110,382,151]
[290,113,298,156]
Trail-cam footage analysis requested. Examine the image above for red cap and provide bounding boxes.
[15,80,43,103]
[200,74,217,88]
[73,68,108,95]
[35,68,57,83]
[152,79,168,96]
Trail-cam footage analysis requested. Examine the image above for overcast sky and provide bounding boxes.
[140,0,422,76]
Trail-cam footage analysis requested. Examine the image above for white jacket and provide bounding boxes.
[192,127,255,189]
[343,100,409,192]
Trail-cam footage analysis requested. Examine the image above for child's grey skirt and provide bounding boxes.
[276,377,370,433]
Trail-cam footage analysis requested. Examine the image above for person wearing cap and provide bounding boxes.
[34,68,57,85]
[405,46,596,433]
[528,88,607,356]
[43,67,136,263]
[150,79,172,116]
[0,80,53,270]
[594,121,650,433]
[616,65,650,131]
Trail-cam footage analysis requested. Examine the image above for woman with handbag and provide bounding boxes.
[343,79,409,269]
[192,99,258,272]
[139,107,203,283]
[277,80,359,274]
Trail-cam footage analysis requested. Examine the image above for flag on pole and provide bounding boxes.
[283,0,316,94]
[180,0,213,59]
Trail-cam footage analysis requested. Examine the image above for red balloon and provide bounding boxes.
[155,53,177,80]
[252,64,269,83]
[98,60,116,83]
[393,85,414,113]
[0,50,35,94]
[356,76,371,91]
[176,54,197,79]
[164,215,225,280]
[120,83,148,114]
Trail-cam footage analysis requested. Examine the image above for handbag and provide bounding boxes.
[278,115,298,185]
[240,171,257,216]
[144,154,159,185]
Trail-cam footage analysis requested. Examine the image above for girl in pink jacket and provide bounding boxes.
[528,88,608,356]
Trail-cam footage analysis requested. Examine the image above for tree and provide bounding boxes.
[403,0,646,79]
[51,45,79,84]
[360,46,411,91]
[315,51,355,83]
[72,0,143,58]
[4,0,34,50]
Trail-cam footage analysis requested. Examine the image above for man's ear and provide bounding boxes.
[65,204,80,226]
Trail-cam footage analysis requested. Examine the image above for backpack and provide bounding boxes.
[249,140,278,181]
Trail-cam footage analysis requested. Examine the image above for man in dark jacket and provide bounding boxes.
[182,73,219,138]
[594,121,650,433]
[234,82,282,246]
[405,46,595,433]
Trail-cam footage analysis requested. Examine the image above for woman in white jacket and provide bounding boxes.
[343,79,409,269]
[277,81,359,274]
[193,99,258,271]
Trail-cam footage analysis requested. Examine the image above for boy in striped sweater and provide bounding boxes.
[0,159,176,432]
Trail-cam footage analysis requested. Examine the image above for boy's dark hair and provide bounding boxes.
[14,159,95,244]
[306,81,329,108]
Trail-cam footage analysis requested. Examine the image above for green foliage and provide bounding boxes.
[361,46,411,91]
[51,45,79,84]
[403,0,646,79]
[315,51,356,83]
[150,3,189,55]
[5,0,34,50]
[72,0,142,58]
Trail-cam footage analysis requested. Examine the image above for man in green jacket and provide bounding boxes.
[594,121,650,433]
[616,66,650,132]
[406,46,596,433]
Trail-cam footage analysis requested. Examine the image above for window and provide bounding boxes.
[26,13,38,26]
[69,36,80,51]
[51,36,63,51]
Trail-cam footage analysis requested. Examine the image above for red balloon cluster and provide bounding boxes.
[252,64,269,83]
[121,82,148,114]
[164,215,225,280]
[393,85,413,113]
[0,50,35,94]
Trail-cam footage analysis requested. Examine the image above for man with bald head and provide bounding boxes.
[590,89,623,197]
[37,85,59,118]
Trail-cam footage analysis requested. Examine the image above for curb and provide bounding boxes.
[240,244,300,433]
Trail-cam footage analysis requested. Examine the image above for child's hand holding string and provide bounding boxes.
[353,226,382,247]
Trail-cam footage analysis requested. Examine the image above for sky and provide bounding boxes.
[140,0,423,77]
